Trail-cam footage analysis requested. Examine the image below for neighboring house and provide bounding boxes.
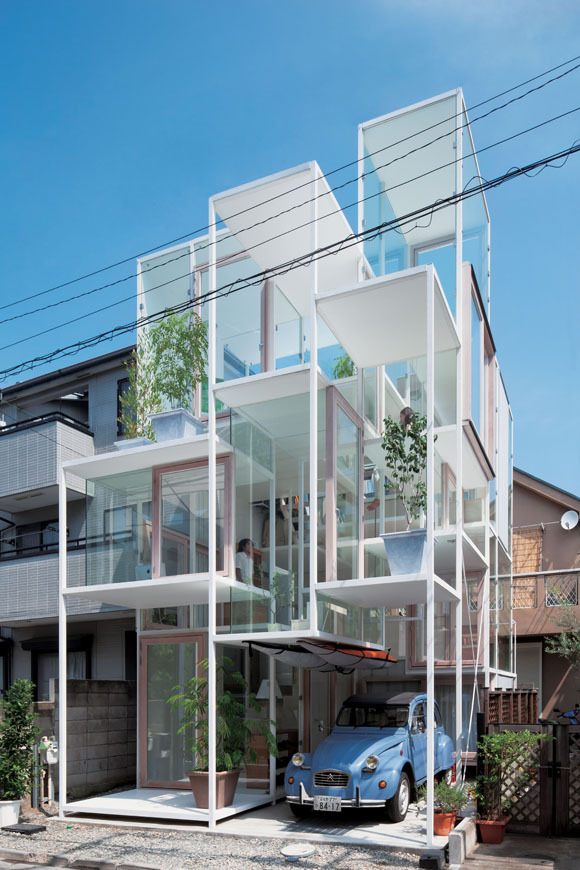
[512,468,580,716]
[57,89,514,844]
[0,347,135,700]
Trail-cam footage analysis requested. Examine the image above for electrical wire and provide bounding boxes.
[2,52,580,315]
[1,138,578,384]
[2,100,580,341]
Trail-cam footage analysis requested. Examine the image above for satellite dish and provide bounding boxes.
[561,510,579,531]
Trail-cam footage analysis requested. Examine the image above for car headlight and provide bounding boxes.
[365,754,380,770]
[292,752,305,767]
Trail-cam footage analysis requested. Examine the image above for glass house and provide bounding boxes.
[58,90,514,845]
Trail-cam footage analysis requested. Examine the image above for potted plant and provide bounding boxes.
[118,311,207,444]
[0,680,37,827]
[380,409,429,574]
[433,780,469,836]
[168,658,277,809]
[476,729,546,844]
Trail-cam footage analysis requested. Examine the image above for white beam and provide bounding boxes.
[425,268,435,848]
[309,166,319,632]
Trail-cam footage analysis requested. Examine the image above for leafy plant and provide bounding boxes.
[0,679,38,801]
[168,658,277,772]
[545,604,580,668]
[434,780,469,814]
[333,353,356,380]
[476,729,547,820]
[381,413,428,528]
[270,571,294,625]
[119,312,207,440]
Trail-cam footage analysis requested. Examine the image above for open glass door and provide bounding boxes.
[139,633,205,788]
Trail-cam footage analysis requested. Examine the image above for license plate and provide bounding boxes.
[313,796,342,812]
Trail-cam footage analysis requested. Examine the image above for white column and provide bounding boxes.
[207,199,218,829]
[57,467,68,818]
[454,90,464,781]
[268,654,276,803]
[308,166,319,631]
[425,269,435,848]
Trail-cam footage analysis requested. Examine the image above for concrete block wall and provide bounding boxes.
[39,679,137,799]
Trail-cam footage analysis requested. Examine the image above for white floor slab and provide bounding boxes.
[65,787,446,851]
[64,786,274,822]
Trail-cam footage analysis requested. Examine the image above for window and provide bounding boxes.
[117,377,130,438]
[411,703,426,733]
[22,636,92,701]
[471,295,483,432]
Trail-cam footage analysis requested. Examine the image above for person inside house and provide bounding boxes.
[399,405,414,431]
[235,538,254,584]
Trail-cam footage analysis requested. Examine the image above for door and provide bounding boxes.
[410,701,428,781]
[308,670,332,752]
[139,633,205,788]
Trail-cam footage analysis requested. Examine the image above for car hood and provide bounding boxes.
[311,727,407,771]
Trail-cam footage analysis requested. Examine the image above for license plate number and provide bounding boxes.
[313,796,341,812]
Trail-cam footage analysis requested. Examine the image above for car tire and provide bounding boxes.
[385,771,411,823]
[289,803,313,820]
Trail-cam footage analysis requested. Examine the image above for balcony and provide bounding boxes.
[0,549,122,623]
[0,413,94,510]
[512,570,580,635]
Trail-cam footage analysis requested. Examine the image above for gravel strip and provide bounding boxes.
[0,818,421,869]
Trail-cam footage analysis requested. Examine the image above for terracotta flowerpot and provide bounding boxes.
[433,811,456,836]
[477,817,509,844]
[187,769,240,809]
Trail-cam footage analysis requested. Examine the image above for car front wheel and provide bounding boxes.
[289,803,313,820]
[385,771,411,823]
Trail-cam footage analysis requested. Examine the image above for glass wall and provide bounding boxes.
[361,94,459,315]
[224,391,323,633]
[158,463,225,576]
[471,296,482,433]
[462,115,490,303]
[274,284,303,369]
[140,244,192,321]
[85,469,152,586]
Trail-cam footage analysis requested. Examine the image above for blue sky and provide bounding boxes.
[0,1,579,493]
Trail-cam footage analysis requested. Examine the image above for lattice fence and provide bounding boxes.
[503,736,542,833]
[545,573,579,607]
[569,728,580,832]
[513,575,537,608]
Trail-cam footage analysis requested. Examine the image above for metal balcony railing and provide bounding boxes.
[0,411,92,437]
[512,570,580,609]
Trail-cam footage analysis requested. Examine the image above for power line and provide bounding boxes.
[2,101,579,346]
[2,52,580,315]
[1,138,578,384]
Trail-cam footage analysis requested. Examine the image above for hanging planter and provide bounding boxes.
[380,528,428,575]
[149,408,205,442]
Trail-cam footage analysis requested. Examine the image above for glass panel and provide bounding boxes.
[463,117,489,302]
[141,607,190,631]
[145,639,198,784]
[159,464,225,576]
[361,95,457,280]
[274,284,303,369]
[471,296,482,432]
[416,241,456,316]
[85,469,152,586]
[363,368,377,428]
[336,406,359,581]
[140,245,191,321]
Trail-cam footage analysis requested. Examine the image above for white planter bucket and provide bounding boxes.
[0,799,20,827]
[149,409,205,442]
[114,436,151,451]
[380,529,428,575]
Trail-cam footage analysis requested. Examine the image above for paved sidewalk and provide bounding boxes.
[464,833,578,870]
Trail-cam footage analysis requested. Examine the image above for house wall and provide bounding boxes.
[36,678,136,799]
[89,367,126,451]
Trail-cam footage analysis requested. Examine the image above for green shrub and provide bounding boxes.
[0,680,37,801]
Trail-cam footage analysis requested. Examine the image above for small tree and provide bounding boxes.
[119,312,207,440]
[168,658,277,772]
[333,353,356,380]
[545,604,580,669]
[381,413,428,528]
[476,729,546,820]
[0,679,38,801]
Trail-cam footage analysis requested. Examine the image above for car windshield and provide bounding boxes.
[336,704,409,728]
